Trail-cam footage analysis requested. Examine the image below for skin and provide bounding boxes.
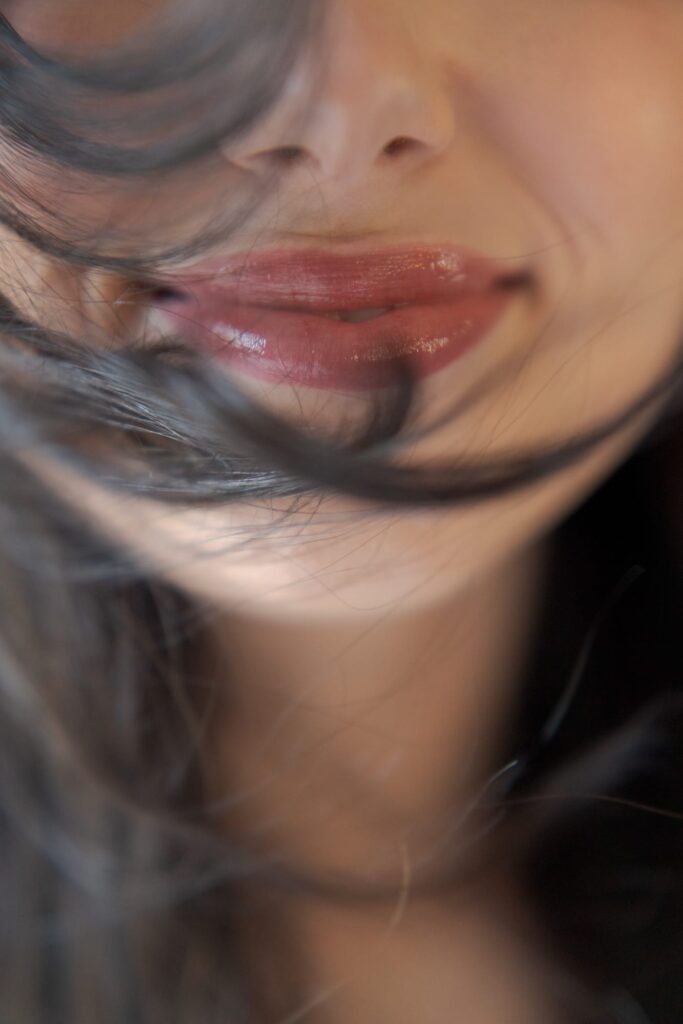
[5,0,683,1020]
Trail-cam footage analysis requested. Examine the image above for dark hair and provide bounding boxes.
[0,3,681,1022]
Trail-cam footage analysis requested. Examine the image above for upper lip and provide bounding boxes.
[150,244,530,314]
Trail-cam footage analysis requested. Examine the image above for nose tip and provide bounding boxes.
[223,5,456,186]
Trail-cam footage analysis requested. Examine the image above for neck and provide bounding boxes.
[203,537,550,884]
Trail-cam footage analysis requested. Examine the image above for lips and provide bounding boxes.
[150,245,527,391]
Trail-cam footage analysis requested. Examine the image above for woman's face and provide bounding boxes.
[7,0,683,618]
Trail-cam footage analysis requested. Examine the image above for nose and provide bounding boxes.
[224,2,456,185]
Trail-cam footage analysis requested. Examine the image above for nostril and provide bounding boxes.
[237,144,305,174]
[275,145,306,165]
[224,144,308,175]
[382,136,421,158]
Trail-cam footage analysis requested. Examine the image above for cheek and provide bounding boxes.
[481,6,683,258]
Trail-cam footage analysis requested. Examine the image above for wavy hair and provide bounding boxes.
[0,2,681,1021]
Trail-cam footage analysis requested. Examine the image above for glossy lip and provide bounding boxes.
[150,245,529,391]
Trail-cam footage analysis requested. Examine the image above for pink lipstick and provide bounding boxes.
[151,245,526,391]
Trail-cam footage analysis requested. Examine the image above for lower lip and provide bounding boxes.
[157,290,513,391]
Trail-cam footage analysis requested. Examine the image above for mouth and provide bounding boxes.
[146,245,531,391]
[314,306,396,323]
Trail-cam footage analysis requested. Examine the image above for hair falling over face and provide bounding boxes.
[0,2,681,1023]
